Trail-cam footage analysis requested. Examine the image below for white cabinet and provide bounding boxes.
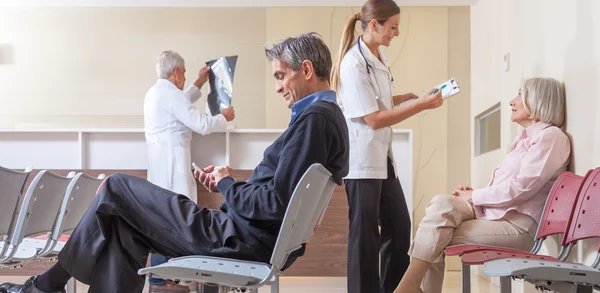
[0,127,413,221]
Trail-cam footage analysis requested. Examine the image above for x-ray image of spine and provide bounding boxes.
[205,55,237,116]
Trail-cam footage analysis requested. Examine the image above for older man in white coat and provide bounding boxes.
[144,50,235,201]
[143,50,235,292]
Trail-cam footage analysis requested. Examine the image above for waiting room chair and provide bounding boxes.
[138,163,337,293]
[483,167,600,293]
[0,170,75,267]
[0,166,33,262]
[444,171,586,293]
[22,172,105,258]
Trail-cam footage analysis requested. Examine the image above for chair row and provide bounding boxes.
[445,167,600,293]
[0,165,105,268]
[1,164,335,293]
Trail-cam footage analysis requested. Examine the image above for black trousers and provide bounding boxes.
[57,173,270,293]
[344,159,411,293]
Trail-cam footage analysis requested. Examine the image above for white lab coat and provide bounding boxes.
[144,79,227,201]
[337,37,398,179]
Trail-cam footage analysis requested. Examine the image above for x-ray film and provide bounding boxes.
[205,55,238,116]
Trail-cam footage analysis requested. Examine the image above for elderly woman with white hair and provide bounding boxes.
[394,77,571,293]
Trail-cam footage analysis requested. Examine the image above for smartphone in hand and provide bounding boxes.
[192,162,202,173]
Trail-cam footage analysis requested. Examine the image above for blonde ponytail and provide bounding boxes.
[330,13,361,92]
[331,0,400,92]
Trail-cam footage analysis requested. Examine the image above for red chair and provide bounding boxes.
[482,167,600,292]
[444,171,587,293]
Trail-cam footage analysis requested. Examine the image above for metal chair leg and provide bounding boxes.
[462,264,471,293]
[66,278,77,293]
[500,276,512,293]
[270,274,279,293]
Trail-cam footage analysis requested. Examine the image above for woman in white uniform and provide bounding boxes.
[330,1,443,292]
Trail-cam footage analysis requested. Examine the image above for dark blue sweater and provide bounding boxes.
[217,99,349,257]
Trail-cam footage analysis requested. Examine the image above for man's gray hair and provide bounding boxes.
[264,32,332,82]
[156,50,185,79]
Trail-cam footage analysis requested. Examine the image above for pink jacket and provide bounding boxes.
[472,122,571,223]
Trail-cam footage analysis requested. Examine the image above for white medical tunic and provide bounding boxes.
[337,37,398,179]
[144,79,227,201]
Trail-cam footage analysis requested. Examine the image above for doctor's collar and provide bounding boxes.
[356,37,394,84]
[357,36,389,66]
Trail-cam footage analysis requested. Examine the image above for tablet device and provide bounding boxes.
[433,78,461,100]
[397,78,461,108]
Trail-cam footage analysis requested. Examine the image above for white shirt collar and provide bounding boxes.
[357,36,390,69]
[156,78,177,89]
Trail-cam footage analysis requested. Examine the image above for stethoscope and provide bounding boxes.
[357,37,395,99]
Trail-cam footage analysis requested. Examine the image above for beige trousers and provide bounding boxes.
[408,195,537,293]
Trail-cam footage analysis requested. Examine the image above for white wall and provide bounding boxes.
[471,0,600,291]
[447,6,471,208]
[0,0,480,7]
[445,6,471,271]
[0,7,471,234]
[472,0,600,177]
[0,7,267,129]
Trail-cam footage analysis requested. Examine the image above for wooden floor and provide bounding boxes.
[0,270,501,293]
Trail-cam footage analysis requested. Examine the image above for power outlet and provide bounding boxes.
[503,52,510,72]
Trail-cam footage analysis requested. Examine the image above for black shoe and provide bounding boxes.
[0,276,65,293]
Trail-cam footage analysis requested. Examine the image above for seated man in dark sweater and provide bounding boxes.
[0,32,349,293]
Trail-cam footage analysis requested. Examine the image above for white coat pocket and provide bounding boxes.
[354,128,390,169]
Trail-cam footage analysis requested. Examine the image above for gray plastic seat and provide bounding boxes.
[0,170,75,266]
[0,166,33,262]
[138,163,337,293]
[21,172,105,258]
